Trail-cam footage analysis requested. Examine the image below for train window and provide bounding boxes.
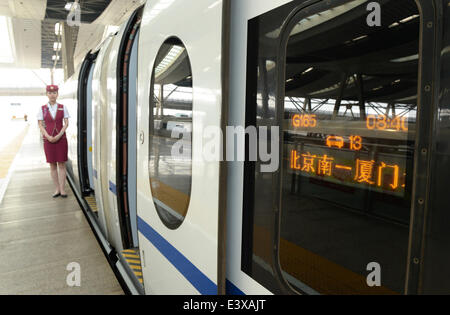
[279,0,420,294]
[149,38,193,230]
[243,0,425,295]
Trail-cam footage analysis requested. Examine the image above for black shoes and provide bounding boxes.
[53,193,68,198]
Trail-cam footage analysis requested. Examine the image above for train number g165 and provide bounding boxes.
[292,114,317,128]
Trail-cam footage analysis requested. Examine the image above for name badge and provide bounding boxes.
[58,108,64,111]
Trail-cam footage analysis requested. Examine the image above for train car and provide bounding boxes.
[60,0,450,295]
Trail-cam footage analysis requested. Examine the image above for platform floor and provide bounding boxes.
[0,124,123,295]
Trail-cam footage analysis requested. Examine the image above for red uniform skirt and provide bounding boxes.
[44,135,68,163]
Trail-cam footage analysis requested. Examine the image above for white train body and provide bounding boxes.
[59,0,450,295]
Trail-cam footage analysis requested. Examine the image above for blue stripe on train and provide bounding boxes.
[137,216,217,295]
[109,181,117,195]
[226,279,245,295]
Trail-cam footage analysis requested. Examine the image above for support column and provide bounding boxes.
[159,84,164,118]
[386,102,396,117]
[333,72,348,119]
[356,74,367,120]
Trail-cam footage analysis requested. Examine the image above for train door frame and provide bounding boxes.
[219,0,231,296]
[77,51,98,196]
[136,0,230,295]
[420,0,450,294]
[233,0,441,295]
[103,28,126,253]
[116,6,144,250]
[92,35,114,238]
[402,0,442,295]
[226,0,293,296]
[128,28,140,248]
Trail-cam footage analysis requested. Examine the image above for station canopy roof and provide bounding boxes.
[0,0,144,70]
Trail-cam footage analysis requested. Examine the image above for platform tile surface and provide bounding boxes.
[0,125,123,295]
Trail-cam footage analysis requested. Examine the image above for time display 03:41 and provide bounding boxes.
[366,115,408,132]
[291,114,408,132]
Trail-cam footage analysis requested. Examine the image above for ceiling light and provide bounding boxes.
[0,16,14,64]
[353,35,368,42]
[53,42,62,51]
[391,54,419,63]
[389,22,400,28]
[55,23,62,36]
[65,2,74,10]
[155,45,184,76]
[399,14,419,24]
[302,67,314,75]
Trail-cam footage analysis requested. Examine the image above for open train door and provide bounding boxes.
[136,0,229,294]
[77,51,98,196]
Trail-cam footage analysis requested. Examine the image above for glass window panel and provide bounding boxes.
[279,0,420,294]
[149,38,193,230]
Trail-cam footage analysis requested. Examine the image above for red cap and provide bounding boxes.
[46,85,59,93]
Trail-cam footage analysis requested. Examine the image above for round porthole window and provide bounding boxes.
[148,37,193,230]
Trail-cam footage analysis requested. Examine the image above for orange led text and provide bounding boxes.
[326,136,345,149]
[366,115,408,132]
[289,151,403,192]
[292,114,317,128]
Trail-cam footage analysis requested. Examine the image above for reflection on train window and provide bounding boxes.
[279,0,419,294]
[149,38,193,230]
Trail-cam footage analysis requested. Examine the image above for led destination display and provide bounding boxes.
[286,113,412,196]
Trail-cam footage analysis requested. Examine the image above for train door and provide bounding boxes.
[86,63,95,192]
[136,0,229,294]
[111,10,144,287]
[115,7,143,252]
[92,36,114,237]
[123,22,141,249]
[77,52,97,195]
[227,0,438,295]
[103,28,127,253]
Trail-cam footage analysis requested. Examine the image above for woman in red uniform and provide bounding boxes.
[37,85,70,198]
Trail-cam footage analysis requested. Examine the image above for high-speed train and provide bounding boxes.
[59,0,450,295]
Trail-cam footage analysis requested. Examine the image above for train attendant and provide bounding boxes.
[37,85,70,198]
